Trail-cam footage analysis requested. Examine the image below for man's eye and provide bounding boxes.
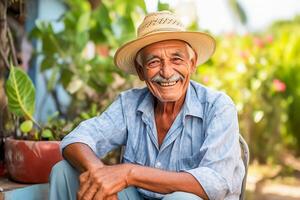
[148,60,161,67]
[172,57,183,63]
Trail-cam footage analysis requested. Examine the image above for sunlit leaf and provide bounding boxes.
[5,66,35,118]
[41,129,54,140]
[20,120,33,133]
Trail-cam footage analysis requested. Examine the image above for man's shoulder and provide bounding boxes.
[118,86,150,106]
[190,80,235,107]
[120,86,148,98]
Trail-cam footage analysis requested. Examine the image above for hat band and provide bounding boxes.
[139,27,184,37]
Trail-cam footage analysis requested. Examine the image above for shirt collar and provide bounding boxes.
[182,81,203,119]
[137,81,204,119]
[137,88,155,119]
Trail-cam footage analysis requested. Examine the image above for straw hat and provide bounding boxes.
[114,10,216,75]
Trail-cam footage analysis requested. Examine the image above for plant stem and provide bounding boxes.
[7,27,18,66]
[50,88,64,117]
[0,47,10,71]
[42,73,65,118]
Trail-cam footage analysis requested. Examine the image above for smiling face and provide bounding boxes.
[135,40,197,102]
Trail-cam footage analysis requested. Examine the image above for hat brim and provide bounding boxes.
[114,31,216,75]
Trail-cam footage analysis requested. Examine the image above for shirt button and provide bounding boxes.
[155,161,161,168]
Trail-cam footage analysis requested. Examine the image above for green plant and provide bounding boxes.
[192,15,300,163]
[30,0,147,119]
[5,65,70,140]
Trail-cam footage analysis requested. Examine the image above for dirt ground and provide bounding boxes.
[245,163,300,200]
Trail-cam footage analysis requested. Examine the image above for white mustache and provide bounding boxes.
[151,73,184,83]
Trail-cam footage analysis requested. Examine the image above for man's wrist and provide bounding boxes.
[126,163,136,186]
[86,161,105,171]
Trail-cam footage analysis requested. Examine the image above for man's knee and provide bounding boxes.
[118,187,144,200]
[49,160,80,200]
[50,159,79,183]
[163,192,203,200]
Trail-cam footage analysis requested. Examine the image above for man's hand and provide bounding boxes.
[77,163,133,200]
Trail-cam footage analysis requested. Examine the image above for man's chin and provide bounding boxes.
[155,95,182,103]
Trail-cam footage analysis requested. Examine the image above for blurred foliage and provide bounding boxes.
[18,0,149,165]
[30,0,147,122]
[228,0,247,25]
[192,16,300,164]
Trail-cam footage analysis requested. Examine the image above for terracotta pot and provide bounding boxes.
[4,137,63,183]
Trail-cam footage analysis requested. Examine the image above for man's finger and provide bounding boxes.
[79,171,90,184]
[106,194,118,200]
[82,183,99,200]
[93,186,108,200]
[77,179,91,200]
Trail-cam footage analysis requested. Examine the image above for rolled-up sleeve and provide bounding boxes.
[183,103,243,200]
[60,95,127,157]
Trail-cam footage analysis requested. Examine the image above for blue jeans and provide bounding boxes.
[49,160,203,200]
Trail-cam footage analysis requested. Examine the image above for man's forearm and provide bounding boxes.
[127,164,209,200]
[63,143,104,172]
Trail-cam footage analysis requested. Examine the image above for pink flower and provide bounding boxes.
[254,37,265,48]
[96,45,109,57]
[265,35,273,44]
[273,79,286,92]
[202,76,210,84]
[239,51,250,60]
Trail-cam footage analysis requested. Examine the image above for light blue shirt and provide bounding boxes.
[61,80,245,200]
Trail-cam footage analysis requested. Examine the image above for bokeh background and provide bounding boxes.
[0,0,300,199]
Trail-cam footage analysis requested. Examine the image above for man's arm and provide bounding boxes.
[63,143,104,172]
[128,164,209,199]
[61,95,127,173]
[78,163,209,200]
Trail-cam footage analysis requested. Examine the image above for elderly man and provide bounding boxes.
[49,11,245,200]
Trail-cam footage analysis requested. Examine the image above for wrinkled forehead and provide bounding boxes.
[137,39,192,56]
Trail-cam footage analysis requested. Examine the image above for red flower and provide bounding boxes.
[273,79,286,92]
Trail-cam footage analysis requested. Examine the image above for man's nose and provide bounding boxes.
[159,63,174,80]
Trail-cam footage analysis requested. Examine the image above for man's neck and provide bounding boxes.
[154,93,186,147]
[154,93,186,117]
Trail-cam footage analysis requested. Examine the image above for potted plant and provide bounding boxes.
[0,0,66,183]
[4,65,64,183]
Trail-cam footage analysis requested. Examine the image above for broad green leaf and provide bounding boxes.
[97,3,112,30]
[5,66,35,119]
[80,112,90,120]
[40,57,56,71]
[47,67,59,91]
[77,12,91,33]
[75,32,89,50]
[41,129,54,139]
[20,120,33,133]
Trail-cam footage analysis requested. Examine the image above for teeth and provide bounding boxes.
[159,81,177,87]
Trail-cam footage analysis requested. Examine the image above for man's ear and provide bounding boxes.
[190,51,198,73]
[134,60,145,81]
